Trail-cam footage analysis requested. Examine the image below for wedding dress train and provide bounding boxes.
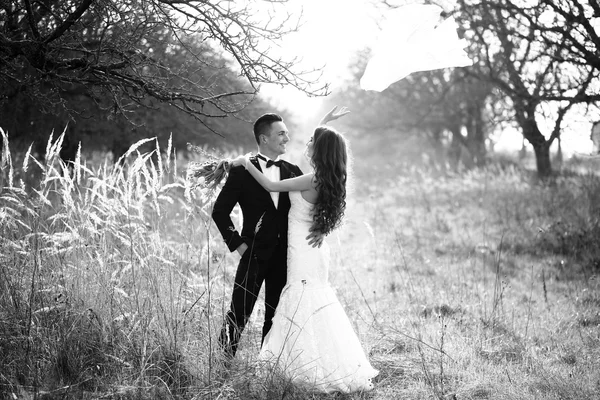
[259,191,378,393]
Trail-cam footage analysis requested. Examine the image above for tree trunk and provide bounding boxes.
[521,118,552,178]
[449,126,468,170]
[469,138,486,168]
[554,136,563,168]
[467,123,487,167]
[531,141,552,178]
[466,108,487,168]
[429,128,448,172]
[519,137,527,160]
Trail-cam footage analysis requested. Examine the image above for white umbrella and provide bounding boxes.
[360,4,473,92]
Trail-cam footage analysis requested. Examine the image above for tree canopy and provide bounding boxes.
[455,0,600,177]
[1,0,325,158]
[0,0,327,124]
[339,0,600,178]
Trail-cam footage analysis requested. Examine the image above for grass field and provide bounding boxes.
[1,129,599,399]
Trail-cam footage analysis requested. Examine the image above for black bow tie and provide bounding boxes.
[257,154,282,168]
[267,159,283,168]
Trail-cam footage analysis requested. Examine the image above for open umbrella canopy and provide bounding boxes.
[360,4,472,92]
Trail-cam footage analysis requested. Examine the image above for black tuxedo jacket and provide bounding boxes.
[212,156,303,260]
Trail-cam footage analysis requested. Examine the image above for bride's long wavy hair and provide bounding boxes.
[310,126,348,236]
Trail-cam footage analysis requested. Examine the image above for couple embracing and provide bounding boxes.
[211,107,378,393]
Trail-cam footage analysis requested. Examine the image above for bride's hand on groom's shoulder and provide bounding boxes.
[229,154,250,168]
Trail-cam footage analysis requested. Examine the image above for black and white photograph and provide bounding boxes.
[1,0,599,399]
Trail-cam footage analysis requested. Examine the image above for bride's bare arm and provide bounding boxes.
[231,155,314,192]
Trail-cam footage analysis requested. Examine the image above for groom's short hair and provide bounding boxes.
[254,113,283,144]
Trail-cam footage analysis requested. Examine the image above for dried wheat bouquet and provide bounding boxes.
[185,143,231,192]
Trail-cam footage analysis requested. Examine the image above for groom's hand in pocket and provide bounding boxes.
[306,229,324,248]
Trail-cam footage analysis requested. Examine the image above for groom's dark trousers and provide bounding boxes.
[212,157,302,357]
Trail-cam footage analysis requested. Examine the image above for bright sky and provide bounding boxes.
[257,0,596,156]
[259,0,379,117]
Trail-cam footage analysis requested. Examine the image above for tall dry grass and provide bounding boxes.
[0,128,246,398]
[332,160,600,400]
[2,127,599,400]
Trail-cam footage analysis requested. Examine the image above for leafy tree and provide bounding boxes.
[0,0,319,158]
[378,68,496,169]
[329,46,496,171]
[0,0,326,118]
[455,0,600,178]
[0,36,279,160]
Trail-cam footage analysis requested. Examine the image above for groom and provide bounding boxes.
[212,113,321,358]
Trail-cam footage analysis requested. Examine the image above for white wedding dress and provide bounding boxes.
[259,191,378,393]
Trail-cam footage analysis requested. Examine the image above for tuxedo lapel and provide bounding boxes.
[279,164,286,181]
[251,157,262,173]
[250,157,276,209]
[279,162,291,181]
[277,163,292,212]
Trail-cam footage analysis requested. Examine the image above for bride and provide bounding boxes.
[230,113,378,393]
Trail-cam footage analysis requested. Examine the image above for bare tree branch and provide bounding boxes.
[453,0,600,176]
[44,0,95,44]
[0,0,328,128]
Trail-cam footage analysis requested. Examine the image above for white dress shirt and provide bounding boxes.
[257,153,281,208]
